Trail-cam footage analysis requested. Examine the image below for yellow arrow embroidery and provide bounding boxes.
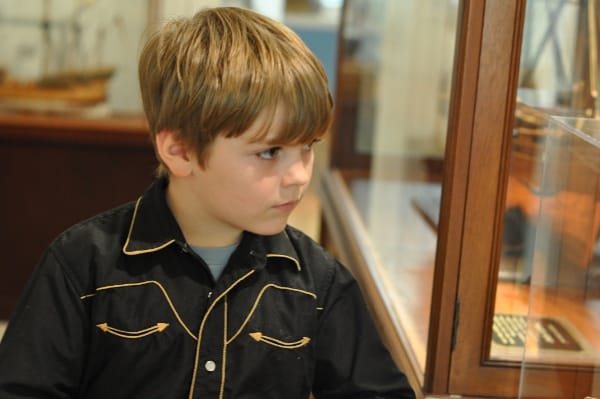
[249,332,310,349]
[96,322,169,339]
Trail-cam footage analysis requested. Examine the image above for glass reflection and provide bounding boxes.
[339,0,459,373]
[495,1,600,397]
[519,116,600,398]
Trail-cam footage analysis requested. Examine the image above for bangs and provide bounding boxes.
[238,85,333,146]
[223,63,333,146]
[143,6,334,167]
[277,76,334,144]
[214,9,333,145]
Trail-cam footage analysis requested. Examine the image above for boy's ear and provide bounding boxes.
[155,130,194,177]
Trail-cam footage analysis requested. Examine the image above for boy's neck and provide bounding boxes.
[165,178,243,248]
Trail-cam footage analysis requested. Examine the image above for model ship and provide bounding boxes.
[0,66,114,107]
[0,0,115,114]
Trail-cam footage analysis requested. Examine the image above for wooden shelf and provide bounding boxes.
[0,112,149,146]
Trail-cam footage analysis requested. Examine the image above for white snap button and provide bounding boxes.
[205,360,216,372]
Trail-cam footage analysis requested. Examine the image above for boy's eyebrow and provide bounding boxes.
[241,123,324,145]
[244,134,291,145]
[258,136,322,146]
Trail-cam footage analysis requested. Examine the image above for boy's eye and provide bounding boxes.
[257,147,282,160]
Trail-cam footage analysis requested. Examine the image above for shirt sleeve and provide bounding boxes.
[0,247,87,398]
[311,263,416,399]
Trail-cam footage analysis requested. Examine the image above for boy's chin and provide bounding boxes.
[248,222,289,237]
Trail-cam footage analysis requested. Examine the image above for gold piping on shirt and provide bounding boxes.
[227,283,316,344]
[83,280,197,340]
[219,297,228,399]
[266,253,301,271]
[248,332,310,349]
[188,269,257,399]
[96,322,169,339]
[122,197,176,255]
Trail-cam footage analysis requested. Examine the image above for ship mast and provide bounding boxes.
[41,0,51,76]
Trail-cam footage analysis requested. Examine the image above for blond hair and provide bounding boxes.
[138,7,333,175]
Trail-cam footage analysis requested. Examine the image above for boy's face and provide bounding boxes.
[182,106,316,242]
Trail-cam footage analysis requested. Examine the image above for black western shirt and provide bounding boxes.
[0,178,415,399]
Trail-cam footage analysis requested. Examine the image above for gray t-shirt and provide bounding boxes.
[191,243,238,280]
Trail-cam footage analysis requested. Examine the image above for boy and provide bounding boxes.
[0,7,415,399]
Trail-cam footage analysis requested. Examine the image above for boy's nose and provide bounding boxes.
[283,157,313,187]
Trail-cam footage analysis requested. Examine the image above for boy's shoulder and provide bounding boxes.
[281,225,359,306]
[283,224,337,266]
[49,201,137,260]
[30,201,138,294]
[281,225,354,284]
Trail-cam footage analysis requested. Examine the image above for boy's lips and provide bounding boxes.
[273,199,299,211]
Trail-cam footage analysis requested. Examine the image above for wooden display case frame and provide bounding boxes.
[320,0,599,397]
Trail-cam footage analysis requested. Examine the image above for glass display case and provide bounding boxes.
[319,0,459,392]
[494,1,600,397]
[320,0,600,398]
[321,0,528,396]
[516,115,600,398]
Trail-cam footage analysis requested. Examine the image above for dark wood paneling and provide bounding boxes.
[0,113,156,319]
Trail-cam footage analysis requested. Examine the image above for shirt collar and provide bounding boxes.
[122,178,302,272]
[244,230,302,272]
[122,177,185,255]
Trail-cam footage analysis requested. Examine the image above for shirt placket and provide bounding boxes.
[188,269,256,399]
